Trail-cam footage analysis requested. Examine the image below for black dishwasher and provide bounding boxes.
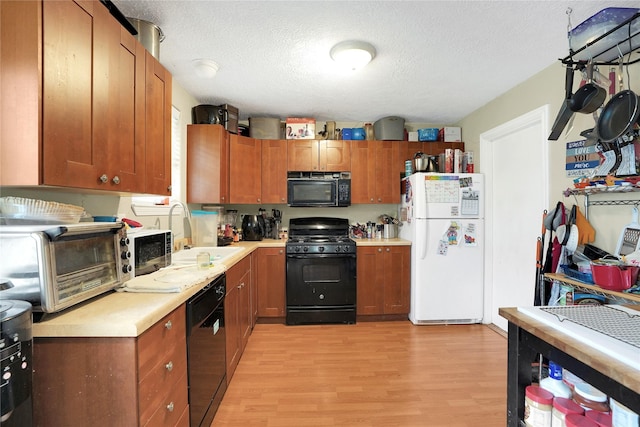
[186,274,226,427]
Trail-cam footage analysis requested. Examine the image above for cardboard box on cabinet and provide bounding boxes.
[438,127,462,142]
[286,118,316,139]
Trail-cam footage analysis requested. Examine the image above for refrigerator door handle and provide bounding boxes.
[418,219,428,260]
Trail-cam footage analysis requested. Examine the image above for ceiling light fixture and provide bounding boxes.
[193,59,219,78]
[330,40,376,71]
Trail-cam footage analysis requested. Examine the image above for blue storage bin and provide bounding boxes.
[418,128,438,142]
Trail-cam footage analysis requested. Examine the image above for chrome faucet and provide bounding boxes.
[168,201,192,242]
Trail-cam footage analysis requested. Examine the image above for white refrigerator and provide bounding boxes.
[399,173,484,325]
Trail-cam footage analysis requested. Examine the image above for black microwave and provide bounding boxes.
[287,172,351,207]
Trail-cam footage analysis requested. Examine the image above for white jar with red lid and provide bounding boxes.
[566,414,600,427]
[526,385,554,427]
[553,397,585,427]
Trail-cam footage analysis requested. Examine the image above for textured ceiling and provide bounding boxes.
[113,1,634,124]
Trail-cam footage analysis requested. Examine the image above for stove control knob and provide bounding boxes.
[335,246,341,252]
[319,246,325,253]
[303,246,309,252]
[295,246,301,253]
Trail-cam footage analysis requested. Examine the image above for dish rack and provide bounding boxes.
[0,196,85,224]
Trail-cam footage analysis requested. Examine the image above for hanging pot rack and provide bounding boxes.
[561,11,640,66]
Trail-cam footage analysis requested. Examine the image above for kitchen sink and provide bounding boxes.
[171,246,243,265]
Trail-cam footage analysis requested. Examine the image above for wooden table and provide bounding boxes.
[499,307,640,427]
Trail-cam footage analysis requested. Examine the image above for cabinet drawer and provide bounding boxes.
[227,256,251,290]
[138,338,187,424]
[141,372,189,427]
[138,305,186,378]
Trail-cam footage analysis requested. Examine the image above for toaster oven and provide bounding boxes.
[0,222,130,315]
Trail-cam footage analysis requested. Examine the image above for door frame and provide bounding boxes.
[479,105,550,328]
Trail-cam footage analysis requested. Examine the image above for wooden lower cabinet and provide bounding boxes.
[225,256,252,384]
[256,247,286,318]
[356,246,410,315]
[32,305,188,427]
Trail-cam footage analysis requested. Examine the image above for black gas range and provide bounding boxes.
[285,218,357,325]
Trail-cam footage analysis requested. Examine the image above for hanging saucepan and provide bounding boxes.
[569,62,606,114]
[596,89,640,142]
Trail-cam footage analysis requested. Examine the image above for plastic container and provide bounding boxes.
[351,127,366,140]
[566,414,600,427]
[417,128,438,141]
[525,385,554,427]
[373,116,405,140]
[342,128,353,140]
[590,261,640,291]
[191,210,218,247]
[553,397,585,427]
[573,383,610,413]
[586,411,612,427]
[610,399,639,427]
[249,117,282,139]
[541,361,573,399]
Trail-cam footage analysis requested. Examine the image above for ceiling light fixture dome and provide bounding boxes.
[330,40,376,71]
[193,59,219,78]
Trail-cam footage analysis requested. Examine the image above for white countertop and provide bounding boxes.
[31,238,410,339]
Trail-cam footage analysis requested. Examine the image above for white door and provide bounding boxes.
[480,106,550,331]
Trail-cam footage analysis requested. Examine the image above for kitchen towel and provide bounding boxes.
[118,264,227,293]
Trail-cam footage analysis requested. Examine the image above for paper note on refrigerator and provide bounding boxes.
[461,189,479,215]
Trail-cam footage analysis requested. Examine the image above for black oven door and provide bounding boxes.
[286,253,356,307]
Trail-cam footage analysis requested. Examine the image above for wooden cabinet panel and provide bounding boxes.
[138,343,188,426]
[42,0,102,188]
[229,134,262,203]
[33,304,188,426]
[287,140,350,172]
[261,139,288,203]
[113,26,146,193]
[287,140,319,171]
[356,246,385,315]
[383,246,411,314]
[323,140,351,171]
[225,256,252,383]
[33,337,139,426]
[144,51,172,196]
[356,245,410,315]
[138,305,186,378]
[256,247,286,317]
[351,141,402,204]
[187,124,229,203]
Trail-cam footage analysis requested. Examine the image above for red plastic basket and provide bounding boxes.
[590,263,639,291]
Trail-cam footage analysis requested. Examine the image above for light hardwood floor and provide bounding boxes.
[212,321,508,427]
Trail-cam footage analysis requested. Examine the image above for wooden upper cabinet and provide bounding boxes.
[144,51,172,195]
[187,124,229,204]
[229,134,262,203]
[261,139,288,203]
[112,25,147,193]
[42,0,103,189]
[1,0,170,194]
[287,140,350,172]
[351,140,403,204]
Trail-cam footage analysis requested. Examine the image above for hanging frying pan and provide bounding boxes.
[548,65,575,140]
[596,89,640,142]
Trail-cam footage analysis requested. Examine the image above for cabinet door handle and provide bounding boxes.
[166,402,174,412]
[165,320,172,330]
[377,248,382,253]
[112,175,120,185]
[370,197,375,203]
[386,248,390,252]
[167,185,172,192]
[279,249,283,254]
[165,361,173,371]
[99,174,109,183]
